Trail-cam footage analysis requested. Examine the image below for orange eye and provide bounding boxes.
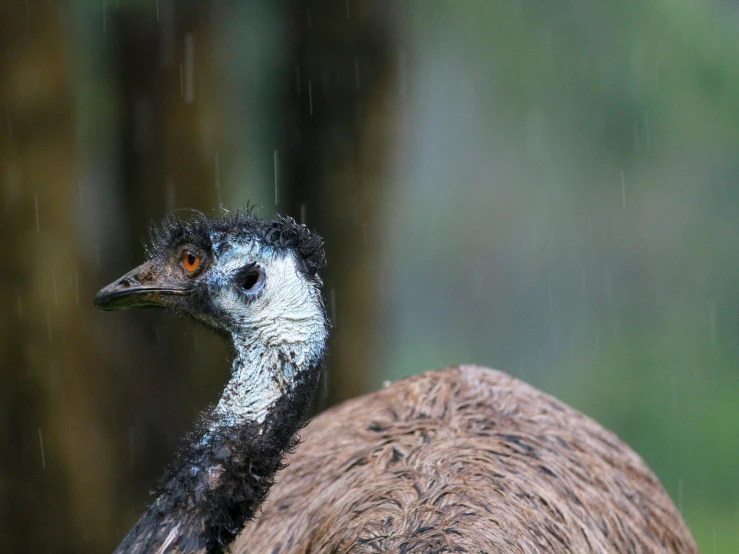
[182,251,201,274]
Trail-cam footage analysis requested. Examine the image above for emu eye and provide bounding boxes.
[181,251,201,274]
[241,266,265,293]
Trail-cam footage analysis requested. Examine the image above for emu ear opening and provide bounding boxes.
[231,262,265,294]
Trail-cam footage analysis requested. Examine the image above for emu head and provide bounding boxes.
[94,211,328,346]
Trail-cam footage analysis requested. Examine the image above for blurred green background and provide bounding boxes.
[1,1,738,552]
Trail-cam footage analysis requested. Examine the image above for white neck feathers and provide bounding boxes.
[210,253,327,427]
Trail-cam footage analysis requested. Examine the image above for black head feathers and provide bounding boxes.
[258,215,327,276]
[147,209,327,278]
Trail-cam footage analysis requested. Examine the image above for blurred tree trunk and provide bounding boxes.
[107,0,225,539]
[280,0,400,406]
[0,2,117,552]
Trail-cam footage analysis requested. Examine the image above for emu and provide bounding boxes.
[95,211,697,553]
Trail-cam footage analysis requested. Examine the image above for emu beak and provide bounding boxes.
[94,258,188,311]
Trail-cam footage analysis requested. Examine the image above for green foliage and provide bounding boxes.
[383,2,739,552]
[558,334,739,553]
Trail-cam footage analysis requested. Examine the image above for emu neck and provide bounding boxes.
[213,333,316,429]
[114,334,324,554]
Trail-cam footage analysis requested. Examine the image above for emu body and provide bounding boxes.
[236,366,697,553]
[95,211,697,553]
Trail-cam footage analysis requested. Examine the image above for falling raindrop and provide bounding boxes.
[620,170,626,210]
[346,0,351,19]
[214,153,222,205]
[274,150,280,205]
[308,81,313,115]
[306,7,312,27]
[38,428,46,469]
[330,288,337,325]
[184,34,195,103]
[300,203,307,225]
[34,193,40,231]
[52,274,58,306]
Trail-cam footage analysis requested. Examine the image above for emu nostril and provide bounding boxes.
[119,274,142,288]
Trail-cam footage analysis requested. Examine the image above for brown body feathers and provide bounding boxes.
[236,365,697,553]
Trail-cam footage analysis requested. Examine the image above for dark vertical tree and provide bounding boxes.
[107,0,227,541]
[0,2,116,552]
[279,0,400,405]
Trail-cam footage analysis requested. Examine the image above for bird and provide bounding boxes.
[95,210,697,554]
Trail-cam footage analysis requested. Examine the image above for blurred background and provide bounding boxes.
[1,0,738,552]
